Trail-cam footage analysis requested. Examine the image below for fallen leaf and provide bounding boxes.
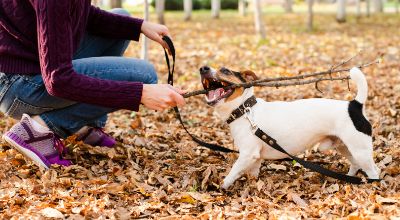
[325,184,340,194]
[288,192,307,207]
[41,207,64,219]
[268,163,287,171]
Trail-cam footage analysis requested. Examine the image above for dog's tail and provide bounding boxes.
[350,67,368,104]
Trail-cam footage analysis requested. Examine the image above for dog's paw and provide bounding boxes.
[221,180,232,190]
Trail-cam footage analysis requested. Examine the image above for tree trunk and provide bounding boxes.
[396,0,399,13]
[141,0,149,60]
[253,0,266,39]
[184,0,193,21]
[366,0,371,16]
[336,0,346,23]
[110,0,122,8]
[156,0,165,24]
[239,0,247,16]
[307,0,314,31]
[283,0,293,13]
[212,0,221,19]
[356,0,361,17]
[373,0,383,12]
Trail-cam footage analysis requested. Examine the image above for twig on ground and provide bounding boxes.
[182,57,379,98]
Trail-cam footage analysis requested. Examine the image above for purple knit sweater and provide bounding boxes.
[0,0,145,111]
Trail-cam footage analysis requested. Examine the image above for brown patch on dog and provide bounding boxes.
[216,73,242,84]
[241,70,258,81]
[226,87,245,102]
[225,70,258,102]
[216,68,259,102]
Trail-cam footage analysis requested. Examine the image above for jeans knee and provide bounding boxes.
[144,62,158,84]
[109,8,131,17]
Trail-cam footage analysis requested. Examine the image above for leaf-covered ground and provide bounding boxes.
[0,12,399,219]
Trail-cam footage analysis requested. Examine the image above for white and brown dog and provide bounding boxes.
[199,66,380,189]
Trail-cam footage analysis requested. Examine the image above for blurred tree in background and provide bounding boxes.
[90,0,399,54]
[150,0,238,10]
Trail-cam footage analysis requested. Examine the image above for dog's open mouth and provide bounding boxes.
[202,78,234,105]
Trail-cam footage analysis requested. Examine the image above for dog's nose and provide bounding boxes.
[200,66,210,75]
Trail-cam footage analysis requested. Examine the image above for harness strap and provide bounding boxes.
[162,36,238,153]
[226,96,257,124]
[253,128,380,184]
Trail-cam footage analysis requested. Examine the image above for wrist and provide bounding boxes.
[141,20,147,33]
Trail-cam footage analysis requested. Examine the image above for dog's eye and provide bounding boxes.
[220,67,231,75]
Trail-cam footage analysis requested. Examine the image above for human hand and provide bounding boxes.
[141,21,171,54]
[141,84,186,111]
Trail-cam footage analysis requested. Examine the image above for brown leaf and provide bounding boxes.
[41,207,64,219]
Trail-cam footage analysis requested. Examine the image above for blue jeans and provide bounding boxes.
[0,9,157,138]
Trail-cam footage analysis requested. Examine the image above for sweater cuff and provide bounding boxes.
[127,82,143,111]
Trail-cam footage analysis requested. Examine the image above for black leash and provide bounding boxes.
[255,128,380,184]
[162,36,237,153]
[227,96,381,184]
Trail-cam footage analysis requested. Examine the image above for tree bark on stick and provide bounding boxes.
[184,0,193,21]
[212,0,221,19]
[110,0,122,8]
[307,0,314,31]
[141,0,149,60]
[156,0,165,24]
[253,0,266,39]
[336,0,346,23]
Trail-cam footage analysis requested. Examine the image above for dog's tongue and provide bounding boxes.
[207,88,224,102]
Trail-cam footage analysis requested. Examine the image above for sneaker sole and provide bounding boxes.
[3,134,49,169]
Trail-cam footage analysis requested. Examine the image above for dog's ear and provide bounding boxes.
[241,70,258,81]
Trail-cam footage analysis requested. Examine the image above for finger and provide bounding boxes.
[156,36,171,55]
[160,26,170,37]
[170,91,185,107]
[169,86,186,94]
[162,40,172,55]
[159,32,172,55]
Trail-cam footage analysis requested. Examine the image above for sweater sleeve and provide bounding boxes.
[87,6,143,41]
[34,1,143,111]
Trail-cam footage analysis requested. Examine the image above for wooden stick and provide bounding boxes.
[182,58,379,98]
[183,76,350,98]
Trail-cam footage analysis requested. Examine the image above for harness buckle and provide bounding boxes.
[243,107,257,131]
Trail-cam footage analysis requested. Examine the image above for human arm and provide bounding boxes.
[34,1,143,111]
[87,6,143,41]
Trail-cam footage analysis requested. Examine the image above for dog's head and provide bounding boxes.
[199,66,258,107]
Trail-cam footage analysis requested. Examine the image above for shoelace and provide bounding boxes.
[92,127,105,135]
[53,136,66,159]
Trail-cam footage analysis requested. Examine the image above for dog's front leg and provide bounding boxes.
[248,159,262,177]
[222,151,261,189]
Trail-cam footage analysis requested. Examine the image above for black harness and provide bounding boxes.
[161,36,380,184]
[226,96,380,184]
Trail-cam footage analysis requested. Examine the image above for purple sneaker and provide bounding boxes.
[2,114,72,169]
[78,128,116,147]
